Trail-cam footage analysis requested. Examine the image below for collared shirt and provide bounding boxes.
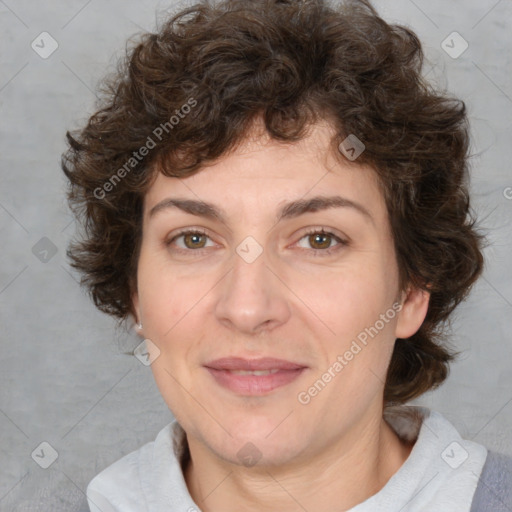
[86,406,490,511]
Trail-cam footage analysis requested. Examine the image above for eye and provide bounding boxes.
[296,228,348,255]
[165,229,215,253]
[165,227,348,256]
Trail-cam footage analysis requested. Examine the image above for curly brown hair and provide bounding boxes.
[61,0,485,405]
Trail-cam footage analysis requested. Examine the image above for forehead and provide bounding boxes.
[143,121,386,224]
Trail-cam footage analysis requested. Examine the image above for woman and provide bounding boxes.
[61,0,512,510]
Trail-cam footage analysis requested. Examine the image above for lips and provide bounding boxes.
[204,357,306,372]
[204,357,307,395]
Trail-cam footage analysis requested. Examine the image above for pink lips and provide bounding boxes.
[204,357,307,395]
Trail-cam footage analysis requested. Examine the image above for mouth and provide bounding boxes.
[204,357,308,395]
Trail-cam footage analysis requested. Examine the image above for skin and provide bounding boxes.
[132,118,430,511]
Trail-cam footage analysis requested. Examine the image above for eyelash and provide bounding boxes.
[165,228,348,256]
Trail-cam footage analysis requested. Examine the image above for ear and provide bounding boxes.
[394,284,430,339]
[131,289,144,335]
[132,289,139,318]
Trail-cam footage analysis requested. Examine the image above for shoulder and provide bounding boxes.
[86,442,152,512]
[86,423,177,512]
[470,450,512,512]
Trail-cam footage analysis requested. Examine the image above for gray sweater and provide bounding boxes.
[470,450,512,511]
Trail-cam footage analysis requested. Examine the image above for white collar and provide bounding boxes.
[90,405,488,511]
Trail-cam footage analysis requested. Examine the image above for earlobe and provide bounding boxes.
[131,291,143,333]
[394,285,430,339]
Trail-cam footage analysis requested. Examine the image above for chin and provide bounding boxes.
[214,436,305,469]
[207,416,306,466]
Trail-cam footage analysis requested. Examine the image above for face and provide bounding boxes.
[132,119,429,468]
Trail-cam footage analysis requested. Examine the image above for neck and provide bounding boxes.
[183,412,415,511]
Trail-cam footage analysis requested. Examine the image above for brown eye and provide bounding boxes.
[296,228,348,256]
[182,232,208,249]
[166,229,214,253]
[308,232,333,250]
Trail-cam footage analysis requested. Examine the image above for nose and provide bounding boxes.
[214,241,291,335]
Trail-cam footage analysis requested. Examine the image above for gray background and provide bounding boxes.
[1,0,511,510]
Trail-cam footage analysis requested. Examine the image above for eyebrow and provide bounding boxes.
[148,195,374,225]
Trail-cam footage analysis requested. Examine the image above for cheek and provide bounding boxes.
[292,258,399,390]
[136,247,211,354]
[137,250,204,334]
[291,260,394,336]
